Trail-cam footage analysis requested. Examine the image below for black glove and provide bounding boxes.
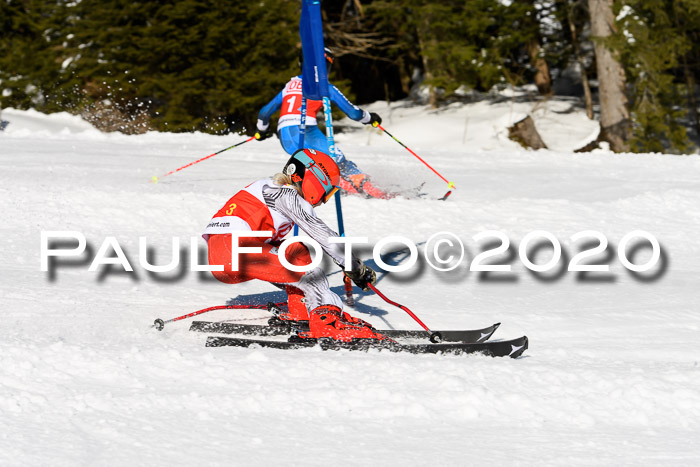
[365,112,382,127]
[344,262,377,291]
[254,129,273,141]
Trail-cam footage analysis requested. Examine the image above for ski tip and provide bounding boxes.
[493,322,501,330]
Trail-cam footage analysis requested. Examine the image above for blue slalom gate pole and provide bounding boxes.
[322,95,345,236]
[294,96,308,237]
[298,0,353,304]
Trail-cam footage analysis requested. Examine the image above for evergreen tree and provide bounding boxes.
[1,0,697,146]
[670,0,700,142]
[611,0,692,153]
[62,0,301,133]
[361,0,548,104]
[0,1,72,112]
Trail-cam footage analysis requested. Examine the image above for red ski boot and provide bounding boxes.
[359,179,391,199]
[298,305,388,342]
[341,311,374,328]
[338,178,361,196]
[347,174,391,199]
[268,287,309,326]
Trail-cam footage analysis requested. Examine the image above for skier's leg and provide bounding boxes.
[278,126,301,156]
[303,126,331,154]
[208,234,344,320]
[249,243,377,330]
[342,165,392,200]
[310,127,390,199]
[281,286,309,321]
[338,157,370,194]
[303,127,386,198]
[337,154,361,176]
[207,234,385,341]
[305,128,357,194]
[334,150,374,195]
[305,128,364,178]
[353,176,391,200]
[207,234,308,285]
[336,179,358,195]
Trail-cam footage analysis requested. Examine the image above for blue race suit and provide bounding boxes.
[257,76,372,176]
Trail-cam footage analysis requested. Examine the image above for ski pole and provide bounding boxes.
[374,123,455,200]
[367,283,442,343]
[150,135,256,183]
[152,302,284,331]
[343,275,355,306]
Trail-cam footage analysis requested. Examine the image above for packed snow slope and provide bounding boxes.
[1,95,700,466]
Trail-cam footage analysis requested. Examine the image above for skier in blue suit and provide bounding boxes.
[255,48,388,199]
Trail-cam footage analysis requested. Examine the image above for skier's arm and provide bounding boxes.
[257,89,284,131]
[329,84,382,126]
[329,84,369,122]
[264,187,362,271]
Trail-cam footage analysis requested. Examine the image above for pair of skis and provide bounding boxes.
[188,319,528,358]
[156,288,528,358]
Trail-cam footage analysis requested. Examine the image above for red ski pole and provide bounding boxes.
[152,302,283,331]
[367,283,442,343]
[374,123,455,200]
[150,136,256,183]
[343,275,355,306]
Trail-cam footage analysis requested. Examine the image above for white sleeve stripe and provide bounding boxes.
[263,187,361,271]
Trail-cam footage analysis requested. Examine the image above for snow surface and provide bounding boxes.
[1,97,700,466]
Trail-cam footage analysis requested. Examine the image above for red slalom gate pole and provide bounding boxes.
[374,123,455,200]
[367,283,442,343]
[150,136,256,183]
[152,302,284,331]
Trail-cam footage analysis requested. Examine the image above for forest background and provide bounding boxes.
[1,0,699,153]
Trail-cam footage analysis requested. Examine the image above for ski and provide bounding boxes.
[189,321,292,337]
[189,321,501,343]
[387,182,427,200]
[204,335,528,358]
[378,323,500,342]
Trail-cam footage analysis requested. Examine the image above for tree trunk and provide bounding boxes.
[417,37,437,108]
[417,15,438,108]
[588,0,631,152]
[671,3,700,137]
[568,13,594,119]
[509,115,548,150]
[526,40,553,96]
[682,53,700,138]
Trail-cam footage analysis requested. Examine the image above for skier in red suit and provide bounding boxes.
[204,148,386,342]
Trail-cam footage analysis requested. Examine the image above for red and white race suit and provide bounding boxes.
[204,179,360,311]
